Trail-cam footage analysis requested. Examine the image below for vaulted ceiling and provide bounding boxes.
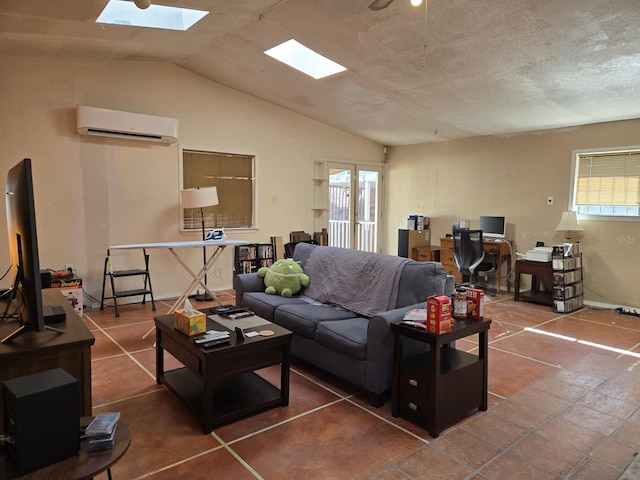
[2,0,639,145]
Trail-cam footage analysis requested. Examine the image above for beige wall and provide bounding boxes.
[385,119,640,308]
[0,55,382,302]
[2,54,638,309]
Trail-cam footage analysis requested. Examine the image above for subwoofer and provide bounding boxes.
[2,368,79,475]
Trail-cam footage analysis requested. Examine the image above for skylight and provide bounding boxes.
[264,39,347,80]
[97,0,209,31]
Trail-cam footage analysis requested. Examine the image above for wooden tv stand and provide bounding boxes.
[0,289,94,432]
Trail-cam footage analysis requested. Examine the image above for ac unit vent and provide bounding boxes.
[76,106,178,144]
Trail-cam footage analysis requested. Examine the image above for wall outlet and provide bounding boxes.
[547,196,554,205]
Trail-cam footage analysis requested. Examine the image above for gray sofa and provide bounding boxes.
[233,242,453,406]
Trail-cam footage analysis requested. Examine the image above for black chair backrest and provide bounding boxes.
[452,228,485,275]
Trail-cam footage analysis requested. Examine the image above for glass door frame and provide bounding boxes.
[327,161,384,252]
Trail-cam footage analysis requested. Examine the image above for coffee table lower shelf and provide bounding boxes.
[161,368,283,428]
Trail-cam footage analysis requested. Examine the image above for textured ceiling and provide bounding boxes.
[1,0,639,145]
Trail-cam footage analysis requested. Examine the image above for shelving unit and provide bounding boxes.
[552,242,584,313]
[234,243,275,274]
[100,249,155,317]
[312,159,329,233]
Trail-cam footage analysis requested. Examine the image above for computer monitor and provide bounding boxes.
[2,158,65,343]
[478,215,506,239]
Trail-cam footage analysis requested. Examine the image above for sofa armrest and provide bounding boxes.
[233,273,265,306]
[364,303,426,395]
[368,302,426,340]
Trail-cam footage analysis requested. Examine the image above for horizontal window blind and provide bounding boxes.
[574,150,640,217]
[183,150,255,229]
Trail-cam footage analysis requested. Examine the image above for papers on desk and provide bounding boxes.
[525,246,553,262]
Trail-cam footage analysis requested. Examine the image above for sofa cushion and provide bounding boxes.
[315,317,369,360]
[240,292,307,320]
[274,304,357,339]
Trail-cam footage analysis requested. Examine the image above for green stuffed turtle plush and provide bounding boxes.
[258,259,310,297]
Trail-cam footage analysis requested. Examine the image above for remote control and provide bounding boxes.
[201,338,231,348]
[194,331,230,344]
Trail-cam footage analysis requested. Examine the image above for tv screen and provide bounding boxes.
[2,158,64,343]
[478,215,506,239]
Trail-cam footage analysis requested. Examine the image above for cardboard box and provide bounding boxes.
[44,273,83,317]
[173,309,206,336]
[465,287,484,320]
[426,294,452,334]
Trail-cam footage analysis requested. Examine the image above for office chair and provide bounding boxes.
[452,228,497,296]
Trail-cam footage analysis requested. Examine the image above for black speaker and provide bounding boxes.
[2,368,79,475]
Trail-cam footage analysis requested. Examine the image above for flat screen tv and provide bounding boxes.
[478,215,507,239]
[1,158,64,343]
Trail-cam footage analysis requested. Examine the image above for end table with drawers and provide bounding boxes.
[391,318,491,438]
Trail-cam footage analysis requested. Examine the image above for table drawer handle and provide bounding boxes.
[408,402,418,411]
[408,378,418,387]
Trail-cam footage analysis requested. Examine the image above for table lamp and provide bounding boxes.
[555,210,583,241]
[181,186,219,301]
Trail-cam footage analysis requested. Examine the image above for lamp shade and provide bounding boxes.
[180,186,218,209]
[555,211,583,233]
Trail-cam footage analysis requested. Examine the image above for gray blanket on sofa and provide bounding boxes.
[302,246,409,317]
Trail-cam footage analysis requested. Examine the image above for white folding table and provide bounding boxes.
[108,240,249,338]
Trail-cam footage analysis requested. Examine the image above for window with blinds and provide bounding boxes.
[181,149,255,230]
[572,148,640,218]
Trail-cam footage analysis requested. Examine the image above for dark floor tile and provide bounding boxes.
[487,347,559,398]
[564,352,636,381]
[537,317,640,351]
[230,401,425,479]
[490,398,552,431]
[610,418,640,451]
[483,300,560,328]
[536,417,605,454]
[366,466,412,480]
[214,366,346,443]
[92,354,160,406]
[513,433,586,477]
[431,427,502,469]
[479,451,562,480]
[461,412,529,449]
[395,445,473,479]
[510,387,572,416]
[592,438,640,471]
[81,295,640,479]
[559,404,624,436]
[90,328,128,359]
[578,390,638,420]
[490,329,594,368]
[92,390,220,479]
[148,447,258,480]
[568,457,623,480]
[532,374,589,403]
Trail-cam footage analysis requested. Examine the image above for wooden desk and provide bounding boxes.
[514,259,553,306]
[0,417,130,479]
[0,289,95,432]
[440,237,511,292]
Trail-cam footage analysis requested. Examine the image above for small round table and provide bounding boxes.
[0,417,131,479]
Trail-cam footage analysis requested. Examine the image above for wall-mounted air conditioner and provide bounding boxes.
[76,105,178,144]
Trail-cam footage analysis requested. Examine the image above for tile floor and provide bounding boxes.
[84,292,640,479]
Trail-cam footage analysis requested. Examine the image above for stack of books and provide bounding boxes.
[86,412,120,452]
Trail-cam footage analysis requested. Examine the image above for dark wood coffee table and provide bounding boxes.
[154,309,292,433]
